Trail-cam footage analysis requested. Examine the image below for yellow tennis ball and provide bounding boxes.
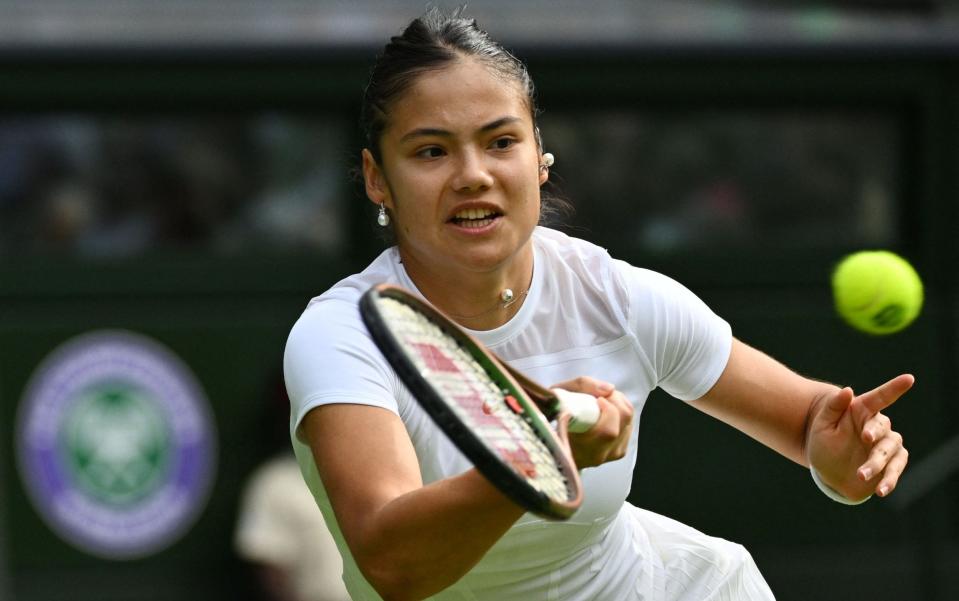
[832,250,923,335]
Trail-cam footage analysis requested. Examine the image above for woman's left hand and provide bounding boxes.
[805,374,913,502]
[549,376,634,469]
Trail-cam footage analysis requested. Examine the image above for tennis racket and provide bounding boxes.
[359,283,600,520]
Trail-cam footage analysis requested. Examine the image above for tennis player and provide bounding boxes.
[284,9,911,600]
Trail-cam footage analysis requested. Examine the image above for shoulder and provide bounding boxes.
[284,294,388,393]
[532,227,621,295]
[532,227,692,293]
[525,228,634,343]
[612,261,722,327]
[612,262,702,304]
[284,249,405,417]
[533,226,611,267]
[285,296,366,365]
[306,246,403,307]
[287,246,403,350]
[533,227,721,335]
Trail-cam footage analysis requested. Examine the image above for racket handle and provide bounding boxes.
[551,389,601,433]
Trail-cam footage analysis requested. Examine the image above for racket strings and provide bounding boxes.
[379,298,571,500]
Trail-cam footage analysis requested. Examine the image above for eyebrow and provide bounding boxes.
[399,116,523,144]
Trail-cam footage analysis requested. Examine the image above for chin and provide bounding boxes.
[462,243,529,272]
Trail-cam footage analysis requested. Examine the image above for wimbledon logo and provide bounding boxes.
[16,330,217,559]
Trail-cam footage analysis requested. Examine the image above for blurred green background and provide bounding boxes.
[1,1,958,600]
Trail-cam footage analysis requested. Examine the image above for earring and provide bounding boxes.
[540,152,555,172]
[377,203,390,227]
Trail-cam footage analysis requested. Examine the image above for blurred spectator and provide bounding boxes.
[235,453,350,601]
[541,109,898,253]
[0,116,348,259]
[235,374,350,601]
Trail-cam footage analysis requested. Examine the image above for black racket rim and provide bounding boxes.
[359,284,581,520]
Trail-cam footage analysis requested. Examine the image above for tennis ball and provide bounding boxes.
[832,250,923,335]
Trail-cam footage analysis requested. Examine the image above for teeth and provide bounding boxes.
[460,218,493,229]
[455,208,495,220]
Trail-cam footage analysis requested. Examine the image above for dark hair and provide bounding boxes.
[360,7,571,226]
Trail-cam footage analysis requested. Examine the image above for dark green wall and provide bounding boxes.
[1,46,958,601]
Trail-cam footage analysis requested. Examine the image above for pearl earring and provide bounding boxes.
[377,203,390,227]
[540,152,554,172]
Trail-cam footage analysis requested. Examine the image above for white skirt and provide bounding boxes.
[622,504,776,601]
[442,503,776,601]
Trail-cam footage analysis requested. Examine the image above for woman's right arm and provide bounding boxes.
[303,373,633,601]
[302,403,525,601]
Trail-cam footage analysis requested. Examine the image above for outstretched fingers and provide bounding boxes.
[856,374,915,415]
[855,381,910,497]
[812,386,855,430]
[857,428,903,480]
[861,412,892,445]
[808,375,913,501]
[873,444,909,497]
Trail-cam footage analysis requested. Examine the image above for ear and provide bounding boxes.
[362,148,391,206]
[538,158,549,187]
[535,126,549,187]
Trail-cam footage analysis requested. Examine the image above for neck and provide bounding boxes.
[399,249,534,331]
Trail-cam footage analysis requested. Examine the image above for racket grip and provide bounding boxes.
[551,389,601,433]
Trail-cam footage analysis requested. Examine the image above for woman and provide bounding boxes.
[284,9,911,601]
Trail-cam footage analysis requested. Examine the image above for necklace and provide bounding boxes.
[444,287,531,321]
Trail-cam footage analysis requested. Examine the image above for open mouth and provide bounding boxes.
[449,207,501,229]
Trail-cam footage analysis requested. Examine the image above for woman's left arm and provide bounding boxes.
[690,338,912,502]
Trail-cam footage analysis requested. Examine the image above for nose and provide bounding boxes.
[451,149,494,193]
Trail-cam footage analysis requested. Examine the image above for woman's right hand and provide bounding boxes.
[549,376,634,469]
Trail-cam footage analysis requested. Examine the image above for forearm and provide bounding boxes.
[305,404,525,601]
[692,338,839,466]
[351,469,524,601]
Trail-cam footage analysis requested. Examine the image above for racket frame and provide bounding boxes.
[360,284,584,520]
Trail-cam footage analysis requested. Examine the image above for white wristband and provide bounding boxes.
[810,466,872,505]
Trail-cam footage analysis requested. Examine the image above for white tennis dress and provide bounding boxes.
[284,227,776,600]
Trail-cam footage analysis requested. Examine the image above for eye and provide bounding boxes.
[415,146,445,159]
[490,137,516,151]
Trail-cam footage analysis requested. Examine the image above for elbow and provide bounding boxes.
[348,517,479,600]
[358,553,431,601]
[363,563,409,601]
[368,576,418,601]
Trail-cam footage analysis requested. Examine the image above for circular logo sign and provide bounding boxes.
[16,330,217,559]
